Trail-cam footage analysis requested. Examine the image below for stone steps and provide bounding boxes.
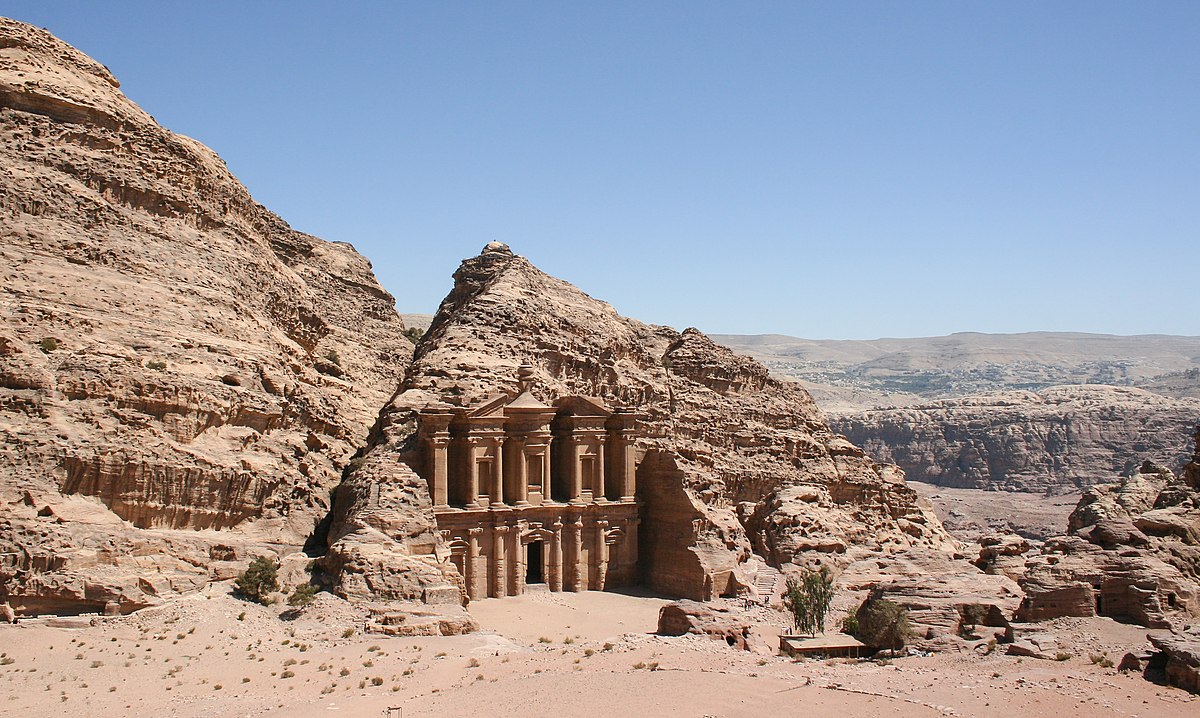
[755,566,779,605]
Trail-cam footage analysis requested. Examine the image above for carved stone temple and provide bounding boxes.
[416,367,641,600]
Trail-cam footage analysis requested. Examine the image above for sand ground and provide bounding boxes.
[1,584,1195,717]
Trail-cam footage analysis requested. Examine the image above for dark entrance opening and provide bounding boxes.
[1094,592,1103,615]
[526,541,544,584]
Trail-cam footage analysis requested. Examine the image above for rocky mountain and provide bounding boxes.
[320,243,959,611]
[834,386,1199,492]
[0,18,413,615]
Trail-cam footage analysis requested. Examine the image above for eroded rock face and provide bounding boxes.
[657,599,754,650]
[834,386,1199,492]
[1148,628,1200,694]
[986,450,1200,628]
[322,244,958,605]
[0,19,411,614]
[841,550,1022,652]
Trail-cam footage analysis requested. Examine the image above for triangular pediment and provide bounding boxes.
[465,393,512,418]
[507,390,553,411]
[553,395,612,417]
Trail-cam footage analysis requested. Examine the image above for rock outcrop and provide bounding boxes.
[841,550,1022,651]
[1147,628,1200,694]
[0,19,412,614]
[834,386,1199,492]
[977,449,1200,628]
[657,599,754,650]
[321,243,958,606]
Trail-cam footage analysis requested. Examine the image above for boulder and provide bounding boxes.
[1147,629,1200,694]
[657,600,754,650]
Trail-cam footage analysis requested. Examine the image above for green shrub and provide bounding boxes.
[235,556,279,605]
[782,567,835,636]
[146,360,166,371]
[39,337,59,353]
[402,327,424,344]
[854,597,911,650]
[287,583,319,607]
[840,611,859,635]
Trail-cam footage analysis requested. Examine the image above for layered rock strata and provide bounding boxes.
[975,447,1200,628]
[834,386,1199,492]
[321,243,958,606]
[0,18,411,614]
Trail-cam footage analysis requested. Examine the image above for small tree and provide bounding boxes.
[235,556,279,605]
[288,583,319,608]
[782,567,836,636]
[855,597,911,650]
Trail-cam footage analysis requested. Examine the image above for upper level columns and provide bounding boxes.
[606,410,638,502]
[418,411,452,509]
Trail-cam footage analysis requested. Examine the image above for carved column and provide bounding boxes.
[594,439,607,502]
[489,436,505,506]
[508,435,529,507]
[467,527,483,600]
[512,524,525,596]
[550,520,563,592]
[465,437,482,509]
[567,437,584,505]
[430,435,450,508]
[418,410,452,507]
[608,425,637,502]
[570,518,585,591]
[593,519,609,590]
[491,525,509,598]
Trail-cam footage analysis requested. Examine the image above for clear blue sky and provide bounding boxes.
[7,2,1198,339]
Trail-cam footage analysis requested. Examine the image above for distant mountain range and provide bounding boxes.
[709,331,1200,412]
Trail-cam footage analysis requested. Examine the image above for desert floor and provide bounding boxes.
[1,583,1196,718]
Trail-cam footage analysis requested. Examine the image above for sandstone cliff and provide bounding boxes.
[0,18,412,614]
[321,243,957,606]
[834,386,1199,492]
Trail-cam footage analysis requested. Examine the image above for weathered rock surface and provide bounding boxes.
[982,448,1200,628]
[321,244,958,607]
[834,386,1199,493]
[841,550,1022,651]
[1147,628,1200,694]
[0,19,412,614]
[657,599,754,650]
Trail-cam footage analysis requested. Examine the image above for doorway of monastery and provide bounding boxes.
[526,541,545,584]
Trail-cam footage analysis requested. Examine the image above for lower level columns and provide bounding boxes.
[571,518,585,591]
[491,525,509,598]
[466,527,483,600]
[550,521,563,592]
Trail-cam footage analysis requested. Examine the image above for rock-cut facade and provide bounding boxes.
[416,366,640,599]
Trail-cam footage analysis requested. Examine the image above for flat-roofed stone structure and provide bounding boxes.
[417,366,640,599]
